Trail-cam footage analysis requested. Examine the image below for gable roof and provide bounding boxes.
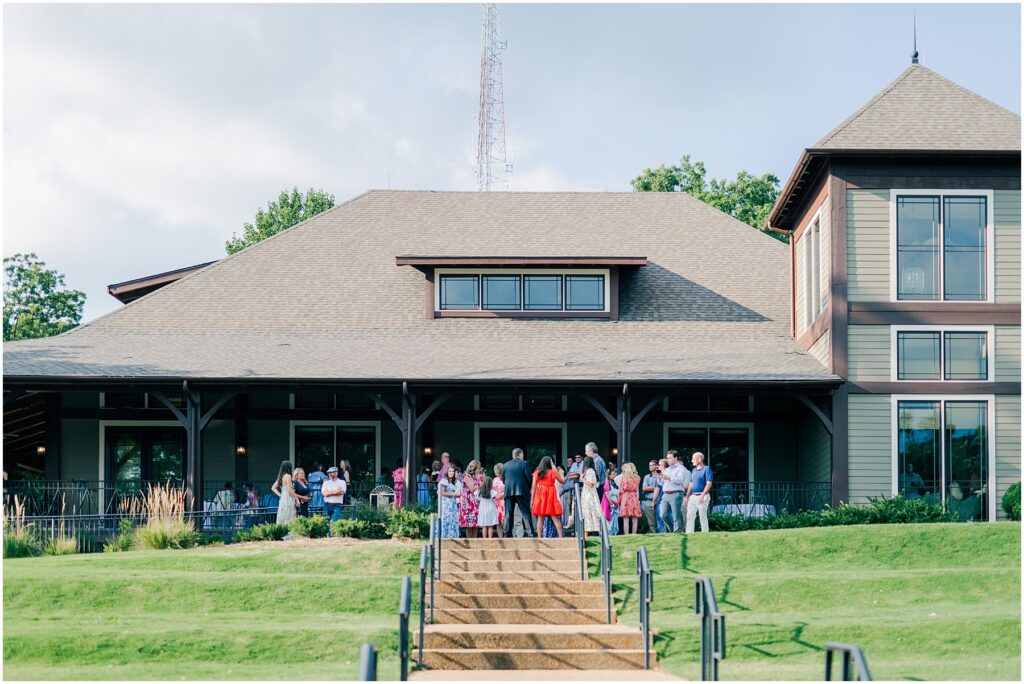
[4,190,837,385]
[813,64,1021,152]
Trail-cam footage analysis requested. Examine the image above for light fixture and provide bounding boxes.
[424,447,433,456]
[236,446,247,456]
[611,447,618,456]
[36,445,46,456]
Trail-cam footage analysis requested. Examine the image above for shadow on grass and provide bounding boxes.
[719,575,749,612]
[736,622,824,658]
[614,582,635,613]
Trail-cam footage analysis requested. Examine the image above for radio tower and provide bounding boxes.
[475,3,510,191]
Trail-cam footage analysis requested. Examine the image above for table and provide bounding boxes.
[711,503,777,518]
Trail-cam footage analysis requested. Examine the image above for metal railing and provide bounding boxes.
[417,544,429,667]
[598,513,612,624]
[709,481,831,515]
[13,506,280,542]
[358,642,378,681]
[398,575,411,681]
[428,513,437,617]
[824,643,872,681]
[636,546,653,670]
[572,483,585,580]
[695,576,726,681]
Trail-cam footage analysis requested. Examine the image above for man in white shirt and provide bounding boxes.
[658,450,691,533]
[321,466,347,526]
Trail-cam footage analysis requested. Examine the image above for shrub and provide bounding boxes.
[3,528,42,558]
[385,507,431,539]
[290,515,330,539]
[234,523,289,543]
[104,519,136,553]
[331,518,388,539]
[705,495,952,532]
[135,519,200,550]
[1002,482,1021,521]
[42,535,79,556]
[195,533,224,546]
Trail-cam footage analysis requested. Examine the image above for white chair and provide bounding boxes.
[370,485,395,509]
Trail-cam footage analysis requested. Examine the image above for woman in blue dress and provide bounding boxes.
[416,466,432,507]
[439,466,461,538]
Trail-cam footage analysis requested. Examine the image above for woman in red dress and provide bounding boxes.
[531,456,565,537]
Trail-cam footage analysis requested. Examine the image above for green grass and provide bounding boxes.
[4,524,1020,680]
[589,523,1021,680]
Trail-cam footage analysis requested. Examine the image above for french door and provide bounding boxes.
[666,425,752,483]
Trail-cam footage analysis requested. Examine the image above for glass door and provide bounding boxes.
[479,427,562,470]
[667,426,751,483]
[105,426,185,491]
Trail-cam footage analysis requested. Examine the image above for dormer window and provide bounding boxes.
[437,270,608,313]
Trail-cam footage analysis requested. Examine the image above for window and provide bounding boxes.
[104,392,146,409]
[802,218,822,327]
[666,394,752,412]
[667,425,751,483]
[895,398,989,521]
[894,328,989,382]
[482,275,521,310]
[524,275,563,310]
[477,394,565,411]
[565,275,605,311]
[894,191,990,302]
[439,275,480,310]
[523,394,561,411]
[435,269,608,313]
[479,394,518,411]
[295,392,333,409]
[293,424,379,486]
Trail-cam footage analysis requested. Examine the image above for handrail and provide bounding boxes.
[418,544,428,667]
[598,513,612,624]
[694,576,726,681]
[572,483,585,580]
[636,546,653,670]
[398,575,411,681]
[358,642,378,681]
[824,643,872,681]
[428,513,436,620]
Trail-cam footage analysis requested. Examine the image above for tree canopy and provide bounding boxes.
[225,187,336,255]
[631,155,785,242]
[3,253,86,341]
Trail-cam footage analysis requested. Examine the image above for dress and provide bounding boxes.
[275,478,297,525]
[580,468,602,533]
[416,473,431,507]
[477,493,499,528]
[439,481,461,538]
[492,477,506,525]
[459,473,482,527]
[618,474,641,518]
[531,470,563,517]
[392,468,405,508]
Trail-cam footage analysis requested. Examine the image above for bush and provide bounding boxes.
[234,523,289,543]
[386,507,431,539]
[135,519,200,550]
[3,528,42,558]
[705,495,953,532]
[42,535,79,556]
[1002,482,1021,521]
[331,518,388,539]
[195,533,224,546]
[289,515,330,539]
[104,519,136,553]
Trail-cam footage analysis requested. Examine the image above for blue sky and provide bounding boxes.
[4,3,1020,321]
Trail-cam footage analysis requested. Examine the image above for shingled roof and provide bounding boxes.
[4,191,837,384]
[813,64,1021,152]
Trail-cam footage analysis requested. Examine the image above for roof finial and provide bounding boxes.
[911,9,920,64]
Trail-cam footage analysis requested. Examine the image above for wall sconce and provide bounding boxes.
[235,446,247,456]
[423,447,433,457]
[611,447,618,457]
[36,445,46,456]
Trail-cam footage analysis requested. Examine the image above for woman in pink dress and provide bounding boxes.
[392,459,405,508]
[458,460,483,538]
[492,463,506,538]
[618,462,642,534]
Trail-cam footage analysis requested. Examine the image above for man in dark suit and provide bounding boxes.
[502,448,536,538]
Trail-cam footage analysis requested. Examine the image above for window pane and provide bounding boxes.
[943,197,987,301]
[944,401,988,521]
[709,428,750,483]
[295,392,332,409]
[523,394,560,411]
[944,332,988,380]
[708,395,751,412]
[482,275,521,310]
[897,196,940,300]
[339,426,377,488]
[897,401,941,502]
[897,332,940,380]
[667,428,708,465]
[110,432,143,483]
[667,395,708,412]
[523,275,562,310]
[565,275,605,311]
[479,394,518,411]
[439,275,479,310]
[150,430,184,484]
[106,392,145,409]
[339,393,374,409]
[295,426,335,475]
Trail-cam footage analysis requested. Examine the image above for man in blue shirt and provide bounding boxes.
[685,452,713,533]
[585,442,607,489]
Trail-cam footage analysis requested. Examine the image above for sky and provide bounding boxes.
[3,2,1021,322]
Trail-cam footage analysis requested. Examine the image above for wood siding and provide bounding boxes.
[847,394,892,504]
[795,234,807,332]
[797,406,831,484]
[995,325,1021,382]
[995,190,1021,303]
[996,395,1021,521]
[819,194,832,320]
[808,330,831,369]
[848,325,890,381]
[846,189,890,302]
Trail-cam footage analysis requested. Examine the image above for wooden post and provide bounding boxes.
[185,386,203,514]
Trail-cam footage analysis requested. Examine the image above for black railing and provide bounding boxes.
[572,484,585,580]
[710,481,831,515]
[417,544,428,667]
[636,546,653,670]
[824,643,872,681]
[14,506,279,542]
[695,576,726,681]
[398,575,411,681]
[598,514,612,624]
[428,513,437,618]
[358,642,378,681]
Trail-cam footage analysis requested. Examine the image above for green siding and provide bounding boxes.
[755,422,797,481]
[797,406,831,484]
[847,394,892,504]
[848,325,890,381]
[61,419,99,481]
[203,419,234,485]
[995,325,1021,382]
[995,395,1021,521]
[994,190,1021,303]
[846,189,890,302]
[247,420,288,485]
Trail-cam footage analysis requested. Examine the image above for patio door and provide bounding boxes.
[104,426,186,491]
[293,424,379,491]
[666,425,751,483]
[479,427,562,470]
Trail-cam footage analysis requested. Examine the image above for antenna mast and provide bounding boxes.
[476,3,509,191]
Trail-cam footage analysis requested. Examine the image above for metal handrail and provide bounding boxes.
[598,513,612,624]
[358,642,378,680]
[637,546,653,670]
[695,576,726,681]
[398,575,411,681]
[572,483,585,580]
[418,545,429,667]
[824,643,872,681]
[428,513,437,621]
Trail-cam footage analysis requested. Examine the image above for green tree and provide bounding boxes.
[225,187,336,255]
[3,253,86,341]
[631,155,785,242]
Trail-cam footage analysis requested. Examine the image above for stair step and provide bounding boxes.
[436,580,602,595]
[442,538,576,549]
[441,559,578,572]
[410,669,676,680]
[443,571,582,582]
[444,548,579,561]
[419,648,646,670]
[435,593,606,610]
[416,624,646,651]
[433,608,611,625]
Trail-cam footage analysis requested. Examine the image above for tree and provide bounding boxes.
[3,253,86,341]
[631,155,785,242]
[225,187,336,255]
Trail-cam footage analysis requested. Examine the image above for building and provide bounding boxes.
[3,63,1019,521]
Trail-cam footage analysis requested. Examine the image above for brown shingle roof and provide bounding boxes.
[4,191,836,384]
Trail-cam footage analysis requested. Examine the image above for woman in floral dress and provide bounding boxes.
[439,466,461,538]
[459,460,483,538]
[617,462,642,534]
[579,456,603,535]
[492,463,506,538]
[271,460,298,526]
[392,459,405,508]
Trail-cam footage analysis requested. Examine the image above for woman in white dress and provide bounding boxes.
[271,460,299,526]
[476,476,499,538]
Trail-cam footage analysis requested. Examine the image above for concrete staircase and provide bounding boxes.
[413,537,662,678]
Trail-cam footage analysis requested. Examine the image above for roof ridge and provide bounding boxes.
[913,64,1022,119]
[814,65,918,149]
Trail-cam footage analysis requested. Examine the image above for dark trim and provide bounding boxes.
[851,381,1020,395]
[846,176,1020,191]
[795,393,834,436]
[609,268,619,321]
[796,308,831,350]
[107,261,217,304]
[424,270,435,321]
[848,303,1021,325]
[396,256,647,267]
[829,169,849,378]
[433,310,613,319]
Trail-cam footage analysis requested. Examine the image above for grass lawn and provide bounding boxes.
[4,523,1020,680]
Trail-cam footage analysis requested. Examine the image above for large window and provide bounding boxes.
[436,270,608,313]
[477,394,564,411]
[104,426,185,489]
[895,192,990,302]
[293,424,379,488]
[667,425,751,483]
[801,217,823,328]
[895,398,990,521]
[893,328,990,382]
[666,394,752,412]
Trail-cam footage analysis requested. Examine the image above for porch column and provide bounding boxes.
[402,386,416,497]
[44,392,61,481]
[615,388,631,465]
[185,388,203,514]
